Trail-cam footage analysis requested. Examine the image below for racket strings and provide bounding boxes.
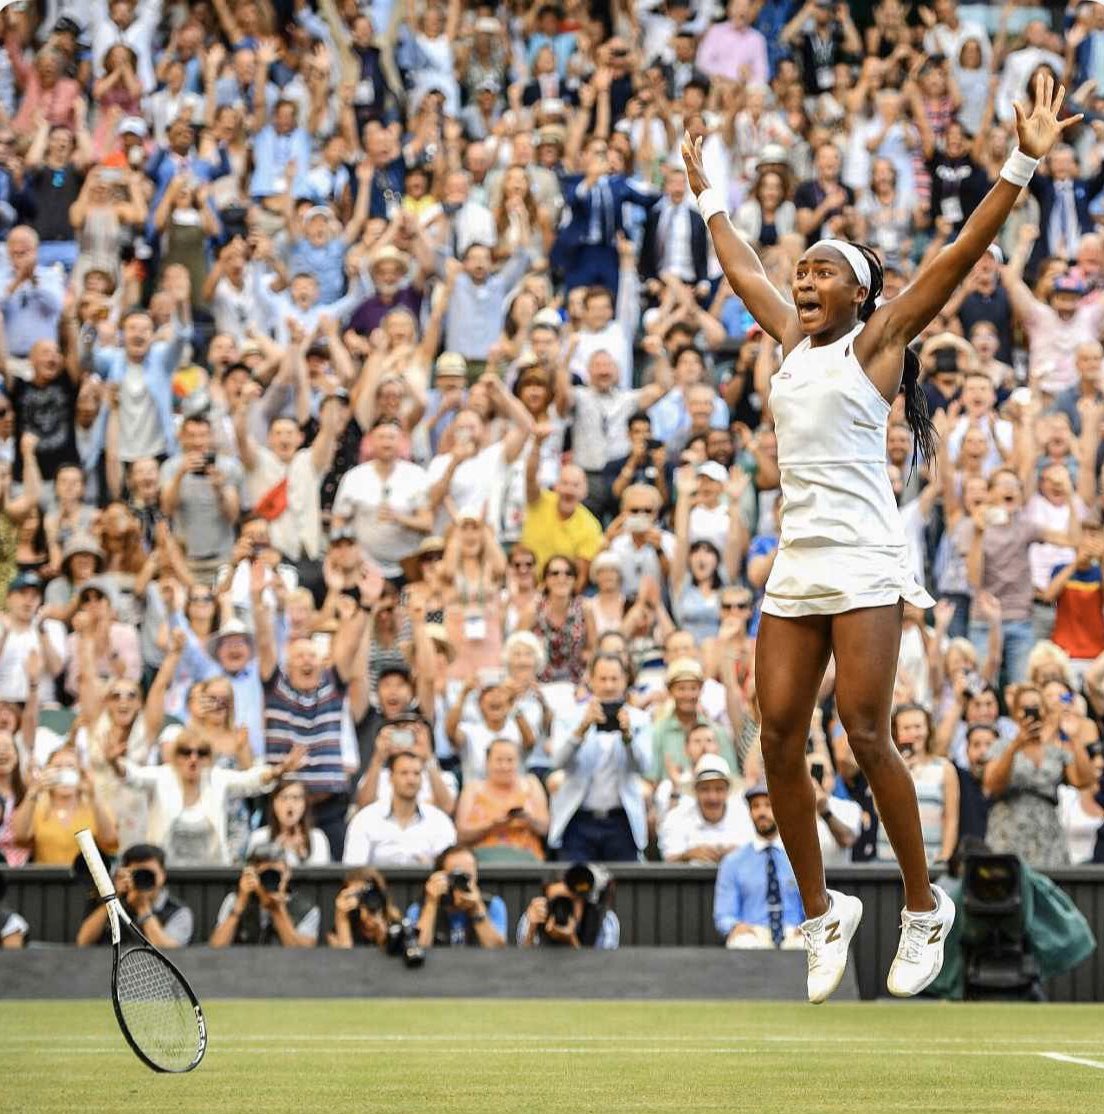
[116,947,201,1072]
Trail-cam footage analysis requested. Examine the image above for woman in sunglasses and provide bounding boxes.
[104,723,306,866]
[81,629,184,853]
[522,555,595,686]
[503,545,540,638]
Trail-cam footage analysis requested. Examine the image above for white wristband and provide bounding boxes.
[696,187,727,224]
[1000,147,1039,189]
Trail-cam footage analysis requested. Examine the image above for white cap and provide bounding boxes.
[694,754,732,784]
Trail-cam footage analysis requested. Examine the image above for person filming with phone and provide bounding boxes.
[76,843,194,949]
[547,652,653,861]
[209,843,320,948]
[517,862,620,949]
[411,845,507,949]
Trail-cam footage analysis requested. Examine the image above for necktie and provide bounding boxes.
[1057,182,1076,259]
[765,845,784,947]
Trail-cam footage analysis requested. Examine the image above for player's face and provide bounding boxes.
[792,250,866,336]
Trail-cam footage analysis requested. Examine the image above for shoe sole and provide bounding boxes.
[886,903,957,998]
[809,895,863,1005]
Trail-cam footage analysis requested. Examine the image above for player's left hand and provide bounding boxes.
[1014,71,1083,160]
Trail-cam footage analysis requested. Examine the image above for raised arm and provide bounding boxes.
[681,134,798,346]
[864,75,1079,359]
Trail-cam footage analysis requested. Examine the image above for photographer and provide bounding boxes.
[76,843,194,949]
[0,874,28,948]
[547,652,653,861]
[327,867,401,950]
[517,863,619,950]
[412,845,507,950]
[209,844,320,948]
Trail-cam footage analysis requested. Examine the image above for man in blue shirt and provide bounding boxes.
[714,784,804,949]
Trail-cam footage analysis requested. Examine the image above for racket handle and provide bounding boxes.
[76,828,115,900]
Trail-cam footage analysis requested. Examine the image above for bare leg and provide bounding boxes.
[831,603,934,913]
[754,612,835,920]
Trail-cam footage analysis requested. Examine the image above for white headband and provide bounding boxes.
[809,239,872,291]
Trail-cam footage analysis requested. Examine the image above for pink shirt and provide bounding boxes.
[695,23,769,85]
[1022,296,1104,395]
[64,622,142,700]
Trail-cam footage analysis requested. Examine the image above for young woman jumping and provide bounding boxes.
[681,73,1079,1003]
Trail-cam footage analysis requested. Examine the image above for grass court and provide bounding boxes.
[5,998,1104,1113]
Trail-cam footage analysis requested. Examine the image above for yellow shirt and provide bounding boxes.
[32,798,101,866]
[520,490,604,575]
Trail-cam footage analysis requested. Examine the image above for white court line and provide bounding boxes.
[1040,1052,1104,1072]
[5,1033,1104,1046]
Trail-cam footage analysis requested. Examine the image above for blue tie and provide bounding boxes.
[765,846,784,947]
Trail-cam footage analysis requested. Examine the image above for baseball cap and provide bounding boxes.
[8,570,43,594]
[435,351,468,379]
[694,754,732,785]
[756,143,790,169]
[77,576,117,607]
[744,781,770,802]
[531,308,564,330]
[303,205,332,222]
[474,16,501,32]
[378,661,413,684]
[697,461,727,484]
[118,116,148,139]
[536,125,566,146]
[329,525,359,543]
[665,657,704,686]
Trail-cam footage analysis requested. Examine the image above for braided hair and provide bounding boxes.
[851,242,938,470]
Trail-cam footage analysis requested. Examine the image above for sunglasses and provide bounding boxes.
[420,552,443,563]
[721,600,752,610]
[176,747,212,759]
[190,593,214,603]
[546,567,574,578]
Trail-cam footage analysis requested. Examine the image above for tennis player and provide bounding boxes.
[681,73,1079,1003]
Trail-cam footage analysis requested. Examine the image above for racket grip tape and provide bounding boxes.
[76,829,116,900]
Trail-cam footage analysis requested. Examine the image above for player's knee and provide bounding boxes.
[759,725,807,775]
[844,723,890,770]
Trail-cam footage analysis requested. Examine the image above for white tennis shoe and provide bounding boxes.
[887,884,956,998]
[800,889,863,1004]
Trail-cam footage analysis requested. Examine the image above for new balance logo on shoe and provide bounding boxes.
[825,921,841,944]
[928,926,942,946]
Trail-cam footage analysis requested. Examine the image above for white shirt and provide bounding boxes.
[341,800,457,867]
[426,441,509,536]
[659,794,754,861]
[333,460,430,577]
[1024,493,1082,593]
[689,502,731,555]
[211,273,261,343]
[817,795,863,867]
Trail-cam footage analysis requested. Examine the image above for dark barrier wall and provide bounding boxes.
[2,864,1101,1001]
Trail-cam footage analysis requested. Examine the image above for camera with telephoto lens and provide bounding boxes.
[562,862,612,903]
[130,868,157,893]
[258,868,283,893]
[386,917,425,968]
[359,880,386,914]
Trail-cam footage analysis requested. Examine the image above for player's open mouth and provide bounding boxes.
[797,299,821,317]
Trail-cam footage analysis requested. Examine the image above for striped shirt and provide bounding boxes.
[263,667,348,795]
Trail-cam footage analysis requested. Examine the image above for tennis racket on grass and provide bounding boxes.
[75,829,208,1073]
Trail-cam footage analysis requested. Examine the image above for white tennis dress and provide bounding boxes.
[762,323,935,618]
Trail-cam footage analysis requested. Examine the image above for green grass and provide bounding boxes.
[5,999,1104,1113]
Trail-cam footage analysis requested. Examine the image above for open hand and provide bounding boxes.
[680,132,710,197]
[1013,72,1082,160]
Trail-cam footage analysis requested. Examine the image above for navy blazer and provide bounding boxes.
[638,202,709,287]
[1029,170,1104,258]
[550,173,660,271]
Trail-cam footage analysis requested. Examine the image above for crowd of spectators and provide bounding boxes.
[2,0,1104,954]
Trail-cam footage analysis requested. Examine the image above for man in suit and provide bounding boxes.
[1029,144,1104,262]
[639,165,710,302]
[547,653,653,861]
[551,135,661,296]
